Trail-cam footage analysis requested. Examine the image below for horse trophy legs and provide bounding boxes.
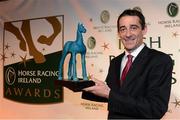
[72,53,78,81]
[81,54,88,80]
[58,50,67,80]
[68,56,73,80]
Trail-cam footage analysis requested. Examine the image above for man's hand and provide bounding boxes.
[83,79,110,99]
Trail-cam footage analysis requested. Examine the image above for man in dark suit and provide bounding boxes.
[83,9,173,119]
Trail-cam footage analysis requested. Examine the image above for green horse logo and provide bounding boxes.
[167,2,179,17]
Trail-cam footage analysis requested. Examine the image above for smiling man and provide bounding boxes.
[83,9,173,119]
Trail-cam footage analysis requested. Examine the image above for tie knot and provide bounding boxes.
[127,54,133,60]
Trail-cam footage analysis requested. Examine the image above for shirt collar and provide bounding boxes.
[125,43,145,58]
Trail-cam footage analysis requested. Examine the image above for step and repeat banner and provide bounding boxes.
[0,0,179,119]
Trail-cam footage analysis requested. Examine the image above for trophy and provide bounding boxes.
[56,23,95,92]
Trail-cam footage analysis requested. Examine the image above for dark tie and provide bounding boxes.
[121,54,133,82]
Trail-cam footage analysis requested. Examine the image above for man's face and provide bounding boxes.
[118,16,147,52]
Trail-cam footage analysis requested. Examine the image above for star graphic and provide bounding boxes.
[0,53,8,61]
[172,32,179,37]
[101,42,109,50]
[19,54,29,67]
[11,52,16,58]
[89,18,93,22]
[4,43,10,50]
[99,69,103,73]
[88,73,93,80]
[171,98,180,108]
[167,109,172,113]
[42,48,46,51]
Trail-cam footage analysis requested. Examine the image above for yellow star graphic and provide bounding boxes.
[88,73,93,80]
[11,52,16,58]
[101,42,109,50]
[4,43,10,50]
[167,109,172,113]
[19,54,29,67]
[171,98,180,108]
[89,18,93,22]
[172,32,179,37]
[42,48,46,51]
[99,69,103,73]
[0,53,8,61]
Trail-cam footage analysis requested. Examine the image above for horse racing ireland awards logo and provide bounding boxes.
[3,15,64,104]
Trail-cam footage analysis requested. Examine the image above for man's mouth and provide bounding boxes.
[125,35,136,41]
[125,37,136,41]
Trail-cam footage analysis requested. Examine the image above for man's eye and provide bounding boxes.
[120,28,126,32]
[131,27,138,30]
[130,26,139,31]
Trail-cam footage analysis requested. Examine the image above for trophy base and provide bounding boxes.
[54,79,95,92]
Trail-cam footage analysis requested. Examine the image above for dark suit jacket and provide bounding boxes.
[82,46,173,119]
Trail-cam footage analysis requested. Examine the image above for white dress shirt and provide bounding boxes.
[120,43,145,78]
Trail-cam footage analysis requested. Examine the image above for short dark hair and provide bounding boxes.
[117,9,146,32]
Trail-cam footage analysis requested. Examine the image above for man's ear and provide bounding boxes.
[142,25,147,35]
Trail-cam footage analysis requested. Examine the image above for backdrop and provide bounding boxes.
[0,0,180,119]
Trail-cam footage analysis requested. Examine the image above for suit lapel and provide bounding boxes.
[115,52,125,83]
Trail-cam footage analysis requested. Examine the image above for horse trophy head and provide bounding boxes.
[78,23,86,33]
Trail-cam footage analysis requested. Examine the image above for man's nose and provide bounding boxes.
[125,29,132,37]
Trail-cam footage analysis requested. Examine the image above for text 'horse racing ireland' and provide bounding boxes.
[58,23,88,81]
